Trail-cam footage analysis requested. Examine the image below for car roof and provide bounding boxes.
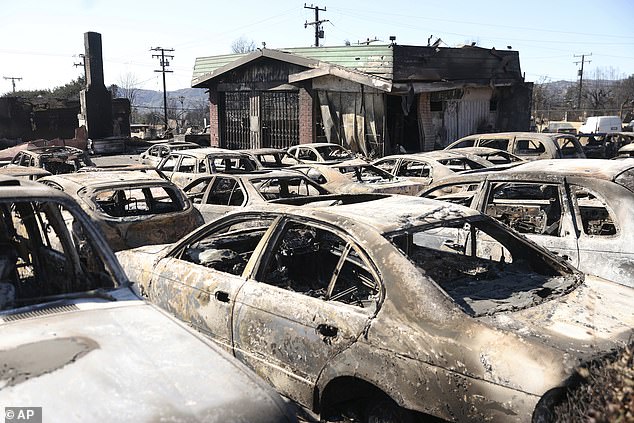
[0,166,52,177]
[239,148,286,154]
[167,147,244,158]
[41,170,172,188]
[187,169,303,183]
[21,145,85,155]
[0,175,76,200]
[376,150,492,165]
[292,143,347,149]
[504,158,634,179]
[449,146,514,155]
[254,194,479,234]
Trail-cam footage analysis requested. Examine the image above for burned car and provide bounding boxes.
[421,159,634,288]
[116,195,633,422]
[286,142,357,164]
[239,148,302,168]
[157,147,260,188]
[445,132,586,161]
[371,150,493,187]
[293,162,428,196]
[6,146,95,174]
[0,177,296,422]
[138,141,201,167]
[614,142,634,159]
[39,170,203,251]
[577,132,634,159]
[183,169,331,222]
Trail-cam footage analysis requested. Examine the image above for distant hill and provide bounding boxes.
[132,88,208,110]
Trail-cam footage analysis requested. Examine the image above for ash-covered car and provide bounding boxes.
[6,146,95,174]
[421,159,634,288]
[157,147,260,188]
[39,170,203,251]
[239,148,303,168]
[371,150,494,187]
[116,195,633,423]
[183,169,331,222]
[139,141,201,167]
[445,132,586,161]
[286,142,358,165]
[0,176,296,422]
[293,162,428,196]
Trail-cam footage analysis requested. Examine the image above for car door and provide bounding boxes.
[395,159,434,185]
[231,217,380,406]
[143,215,277,352]
[475,179,580,266]
[196,176,247,222]
[568,183,630,285]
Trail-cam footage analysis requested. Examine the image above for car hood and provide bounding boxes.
[0,288,293,423]
[478,274,634,366]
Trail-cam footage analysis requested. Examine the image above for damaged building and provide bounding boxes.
[192,44,532,157]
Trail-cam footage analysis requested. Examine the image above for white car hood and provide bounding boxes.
[0,288,292,422]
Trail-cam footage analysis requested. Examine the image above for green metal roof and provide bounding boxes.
[192,45,395,86]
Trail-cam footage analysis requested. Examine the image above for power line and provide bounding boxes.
[151,46,174,128]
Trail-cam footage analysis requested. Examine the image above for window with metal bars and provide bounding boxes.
[261,92,299,149]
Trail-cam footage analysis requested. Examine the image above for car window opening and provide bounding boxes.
[387,218,580,317]
[0,201,115,311]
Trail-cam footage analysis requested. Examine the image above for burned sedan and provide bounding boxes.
[116,195,634,422]
[6,145,95,174]
[183,169,331,222]
[293,162,428,196]
[39,170,203,251]
[0,177,296,422]
[421,159,634,288]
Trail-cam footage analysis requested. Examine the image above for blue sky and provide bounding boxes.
[1,0,632,95]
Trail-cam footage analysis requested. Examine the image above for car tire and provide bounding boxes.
[364,396,414,423]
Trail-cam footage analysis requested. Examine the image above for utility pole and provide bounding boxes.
[3,76,22,93]
[304,4,328,47]
[573,53,592,109]
[73,53,86,79]
[151,47,174,129]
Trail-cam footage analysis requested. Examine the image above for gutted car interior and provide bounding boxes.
[92,185,187,217]
[484,182,563,236]
[180,217,380,309]
[388,217,580,316]
[0,200,115,310]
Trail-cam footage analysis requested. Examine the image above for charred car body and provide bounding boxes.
[445,132,586,161]
[421,159,634,288]
[371,150,494,187]
[0,177,296,422]
[138,141,201,167]
[6,146,95,174]
[286,142,357,165]
[239,148,303,168]
[39,170,203,251]
[183,169,331,222]
[157,147,260,188]
[116,195,634,422]
[293,162,428,196]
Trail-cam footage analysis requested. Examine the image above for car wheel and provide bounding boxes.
[364,396,414,423]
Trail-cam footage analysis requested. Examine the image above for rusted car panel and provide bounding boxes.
[446,132,586,161]
[293,162,428,196]
[116,195,634,422]
[157,147,260,188]
[183,170,331,222]
[0,177,296,423]
[421,158,634,288]
[39,170,204,251]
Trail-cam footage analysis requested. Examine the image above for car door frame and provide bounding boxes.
[231,215,382,407]
[472,176,580,267]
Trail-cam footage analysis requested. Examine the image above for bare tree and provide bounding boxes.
[231,37,257,53]
[118,72,141,107]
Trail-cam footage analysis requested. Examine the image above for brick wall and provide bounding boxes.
[298,87,314,145]
[208,89,220,147]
